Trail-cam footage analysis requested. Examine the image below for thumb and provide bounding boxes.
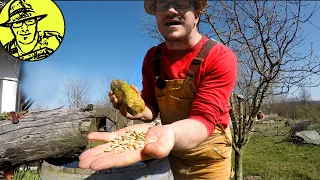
[143,139,173,159]
[130,85,140,95]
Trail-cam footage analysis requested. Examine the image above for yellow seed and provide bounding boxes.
[129,139,135,146]
[105,130,146,152]
[105,146,113,152]
[139,143,145,148]
[133,143,140,149]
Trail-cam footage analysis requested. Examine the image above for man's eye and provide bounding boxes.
[157,2,168,7]
[26,19,35,23]
[12,22,22,28]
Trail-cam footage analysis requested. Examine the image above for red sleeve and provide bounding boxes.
[140,47,159,113]
[188,44,238,136]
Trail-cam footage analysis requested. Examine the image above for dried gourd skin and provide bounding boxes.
[110,79,146,115]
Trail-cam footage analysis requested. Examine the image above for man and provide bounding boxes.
[0,0,62,61]
[78,0,237,179]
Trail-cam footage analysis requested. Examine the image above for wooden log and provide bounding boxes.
[0,107,98,172]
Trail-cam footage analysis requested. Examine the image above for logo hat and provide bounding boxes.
[0,0,47,27]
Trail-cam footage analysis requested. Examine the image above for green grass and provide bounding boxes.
[309,124,320,133]
[243,134,320,180]
[90,140,106,148]
[237,121,320,180]
[13,170,40,180]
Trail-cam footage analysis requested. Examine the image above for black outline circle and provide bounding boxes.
[0,0,66,62]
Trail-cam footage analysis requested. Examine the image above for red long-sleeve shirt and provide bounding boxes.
[141,37,238,136]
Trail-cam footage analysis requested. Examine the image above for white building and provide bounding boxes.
[0,0,33,113]
[0,41,23,113]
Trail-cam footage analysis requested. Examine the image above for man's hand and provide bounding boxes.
[108,85,156,121]
[78,124,175,171]
[108,85,143,119]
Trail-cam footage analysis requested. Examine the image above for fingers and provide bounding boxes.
[108,90,113,97]
[79,142,111,160]
[130,85,140,95]
[125,113,142,120]
[79,128,132,162]
[78,124,167,171]
[143,127,174,159]
[83,150,152,171]
[87,131,120,142]
[108,85,140,112]
[144,141,172,159]
[108,90,120,109]
[78,149,111,169]
[87,128,132,142]
[79,132,120,160]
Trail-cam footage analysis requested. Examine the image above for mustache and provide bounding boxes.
[164,15,181,21]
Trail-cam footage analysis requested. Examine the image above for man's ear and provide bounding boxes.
[195,9,201,19]
[194,10,201,26]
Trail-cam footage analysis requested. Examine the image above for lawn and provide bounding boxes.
[240,122,320,180]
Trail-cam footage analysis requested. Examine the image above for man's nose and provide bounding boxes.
[20,23,29,31]
[166,4,179,14]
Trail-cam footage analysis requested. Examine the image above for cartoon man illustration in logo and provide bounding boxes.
[0,0,63,61]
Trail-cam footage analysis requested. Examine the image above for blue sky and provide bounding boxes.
[21,1,158,108]
[20,1,320,108]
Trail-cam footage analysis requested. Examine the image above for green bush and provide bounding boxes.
[295,105,320,124]
[262,101,320,124]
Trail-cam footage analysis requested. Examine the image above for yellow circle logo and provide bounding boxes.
[0,0,65,62]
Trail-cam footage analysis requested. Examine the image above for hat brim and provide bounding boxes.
[144,0,207,15]
[0,14,47,27]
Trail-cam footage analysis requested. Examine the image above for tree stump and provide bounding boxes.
[0,107,98,172]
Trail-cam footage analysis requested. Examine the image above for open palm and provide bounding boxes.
[78,123,175,171]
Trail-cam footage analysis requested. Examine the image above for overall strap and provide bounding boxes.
[153,43,164,78]
[186,39,218,79]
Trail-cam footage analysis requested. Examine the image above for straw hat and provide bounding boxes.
[144,0,208,15]
[0,0,47,27]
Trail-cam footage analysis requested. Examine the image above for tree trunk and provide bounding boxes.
[0,107,100,172]
[234,149,243,180]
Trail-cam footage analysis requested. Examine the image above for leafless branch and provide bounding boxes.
[61,76,91,108]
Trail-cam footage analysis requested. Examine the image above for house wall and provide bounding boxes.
[0,43,21,113]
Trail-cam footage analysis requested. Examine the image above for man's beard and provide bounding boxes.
[163,24,193,43]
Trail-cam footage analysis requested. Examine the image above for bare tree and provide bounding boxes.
[203,1,319,179]
[140,13,164,43]
[97,75,125,129]
[141,1,320,179]
[99,75,115,107]
[61,77,91,108]
[296,87,312,104]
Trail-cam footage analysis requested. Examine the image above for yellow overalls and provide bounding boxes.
[153,39,233,180]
